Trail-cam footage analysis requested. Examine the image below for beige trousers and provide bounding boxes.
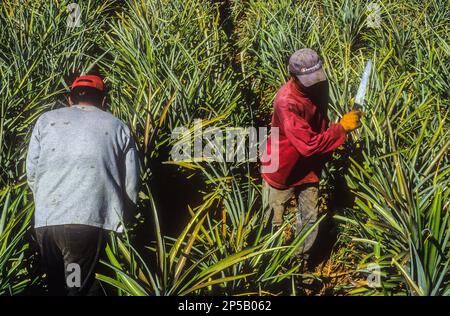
[262,180,319,254]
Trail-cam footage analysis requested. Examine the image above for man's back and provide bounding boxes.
[26,105,140,232]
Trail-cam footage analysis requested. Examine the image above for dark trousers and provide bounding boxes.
[34,224,106,296]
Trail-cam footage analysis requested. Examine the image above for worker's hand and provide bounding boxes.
[339,110,362,132]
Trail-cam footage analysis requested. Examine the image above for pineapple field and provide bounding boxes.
[0,0,449,296]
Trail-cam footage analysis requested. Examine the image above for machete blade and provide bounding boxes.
[353,59,372,111]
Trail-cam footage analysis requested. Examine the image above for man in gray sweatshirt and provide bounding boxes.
[26,74,140,295]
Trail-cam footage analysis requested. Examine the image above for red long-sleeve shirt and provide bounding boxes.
[261,79,346,189]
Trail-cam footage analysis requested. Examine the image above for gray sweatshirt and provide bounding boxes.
[26,105,140,232]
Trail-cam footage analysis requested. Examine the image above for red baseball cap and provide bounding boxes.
[70,75,105,92]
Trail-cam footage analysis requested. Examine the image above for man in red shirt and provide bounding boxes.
[261,48,361,263]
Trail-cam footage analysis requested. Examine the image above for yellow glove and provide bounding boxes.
[340,111,362,132]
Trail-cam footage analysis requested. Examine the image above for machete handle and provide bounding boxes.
[352,103,362,112]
